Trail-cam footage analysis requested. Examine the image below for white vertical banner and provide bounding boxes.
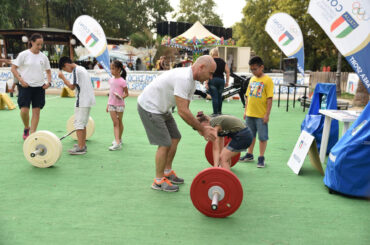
[73,15,111,76]
[308,0,370,93]
[265,13,305,76]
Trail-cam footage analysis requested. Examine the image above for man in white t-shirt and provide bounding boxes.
[137,55,217,192]
[58,56,96,155]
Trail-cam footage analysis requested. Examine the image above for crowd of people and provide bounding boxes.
[7,32,274,193]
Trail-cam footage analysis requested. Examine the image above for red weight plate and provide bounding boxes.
[204,137,240,167]
[190,168,243,218]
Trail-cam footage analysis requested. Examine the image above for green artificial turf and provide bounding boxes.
[0,95,369,245]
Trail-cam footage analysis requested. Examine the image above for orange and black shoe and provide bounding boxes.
[151,177,179,192]
[164,170,184,185]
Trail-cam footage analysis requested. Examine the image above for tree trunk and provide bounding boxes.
[353,80,370,107]
[46,0,50,27]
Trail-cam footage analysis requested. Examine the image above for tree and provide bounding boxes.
[49,0,90,30]
[173,0,223,26]
[233,0,279,70]
[80,0,172,39]
[0,0,173,46]
[146,0,173,30]
[353,81,370,107]
[0,0,44,29]
[233,0,354,72]
[129,29,155,48]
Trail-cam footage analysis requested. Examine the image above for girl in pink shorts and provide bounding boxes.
[107,60,129,150]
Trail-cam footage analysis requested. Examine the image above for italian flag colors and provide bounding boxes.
[85,33,99,48]
[278,31,294,46]
[330,12,359,38]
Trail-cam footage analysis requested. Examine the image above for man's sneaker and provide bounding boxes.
[23,128,30,140]
[109,142,122,151]
[164,170,184,184]
[151,177,179,192]
[68,145,87,155]
[257,156,265,168]
[239,153,254,162]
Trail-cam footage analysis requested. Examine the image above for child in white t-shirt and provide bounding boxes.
[107,60,129,151]
[58,56,96,155]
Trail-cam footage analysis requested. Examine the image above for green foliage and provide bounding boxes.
[0,0,173,41]
[49,0,90,29]
[234,0,278,70]
[233,0,354,72]
[146,0,174,30]
[0,0,44,28]
[173,0,223,26]
[129,29,155,48]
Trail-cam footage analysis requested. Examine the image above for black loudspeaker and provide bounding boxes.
[177,22,186,35]
[169,22,177,37]
[156,22,161,35]
[185,23,192,32]
[204,25,211,33]
[157,21,233,38]
[163,22,169,36]
[226,28,232,39]
[219,28,226,39]
[283,58,298,85]
[156,22,168,36]
[209,26,217,35]
[217,27,223,37]
[156,22,163,36]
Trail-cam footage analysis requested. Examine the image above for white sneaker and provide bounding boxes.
[112,140,122,146]
[109,142,122,151]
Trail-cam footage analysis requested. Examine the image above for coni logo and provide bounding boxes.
[85,33,99,47]
[330,11,359,38]
[278,31,294,46]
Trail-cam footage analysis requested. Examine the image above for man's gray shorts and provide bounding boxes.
[137,104,181,146]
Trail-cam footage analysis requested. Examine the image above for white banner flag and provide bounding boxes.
[265,13,305,76]
[73,15,111,75]
[308,0,370,93]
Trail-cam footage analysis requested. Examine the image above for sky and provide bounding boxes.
[167,0,246,27]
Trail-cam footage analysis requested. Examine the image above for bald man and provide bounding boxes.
[138,55,217,192]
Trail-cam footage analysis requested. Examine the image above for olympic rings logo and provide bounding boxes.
[289,25,299,35]
[352,1,369,21]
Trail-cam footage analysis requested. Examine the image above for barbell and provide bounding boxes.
[204,136,240,167]
[190,167,243,218]
[23,116,95,168]
[23,130,64,168]
[66,115,95,140]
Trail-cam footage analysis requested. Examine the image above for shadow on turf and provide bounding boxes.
[25,165,61,175]
[296,167,324,177]
[325,187,370,201]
